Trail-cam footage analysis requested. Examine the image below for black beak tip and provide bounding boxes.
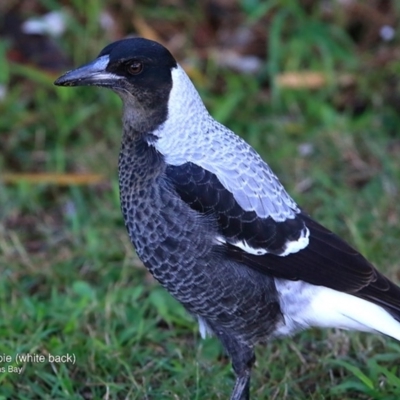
[54,76,75,87]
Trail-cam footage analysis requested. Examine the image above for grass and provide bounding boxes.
[1,1,400,398]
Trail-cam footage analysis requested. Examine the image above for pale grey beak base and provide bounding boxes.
[54,55,115,87]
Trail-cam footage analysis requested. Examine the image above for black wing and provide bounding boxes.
[166,162,400,320]
[166,161,308,256]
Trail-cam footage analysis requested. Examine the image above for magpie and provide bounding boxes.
[55,38,400,400]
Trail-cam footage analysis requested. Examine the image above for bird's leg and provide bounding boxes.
[230,350,255,400]
[216,331,255,400]
[230,366,252,400]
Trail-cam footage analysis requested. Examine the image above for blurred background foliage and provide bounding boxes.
[1,0,400,399]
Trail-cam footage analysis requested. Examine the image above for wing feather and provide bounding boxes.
[166,162,307,256]
[166,162,400,320]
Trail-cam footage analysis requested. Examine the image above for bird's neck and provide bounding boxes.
[121,100,168,137]
[148,65,212,164]
[118,132,164,192]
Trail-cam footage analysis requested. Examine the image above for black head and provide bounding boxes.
[55,38,177,89]
[54,38,178,133]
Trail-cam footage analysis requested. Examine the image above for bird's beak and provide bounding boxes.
[54,55,118,87]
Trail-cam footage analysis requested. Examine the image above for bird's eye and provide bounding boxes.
[127,61,143,75]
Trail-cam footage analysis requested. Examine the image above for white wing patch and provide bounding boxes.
[214,236,267,255]
[213,236,226,245]
[230,240,268,256]
[214,227,309,257]
[279,227,310,257]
